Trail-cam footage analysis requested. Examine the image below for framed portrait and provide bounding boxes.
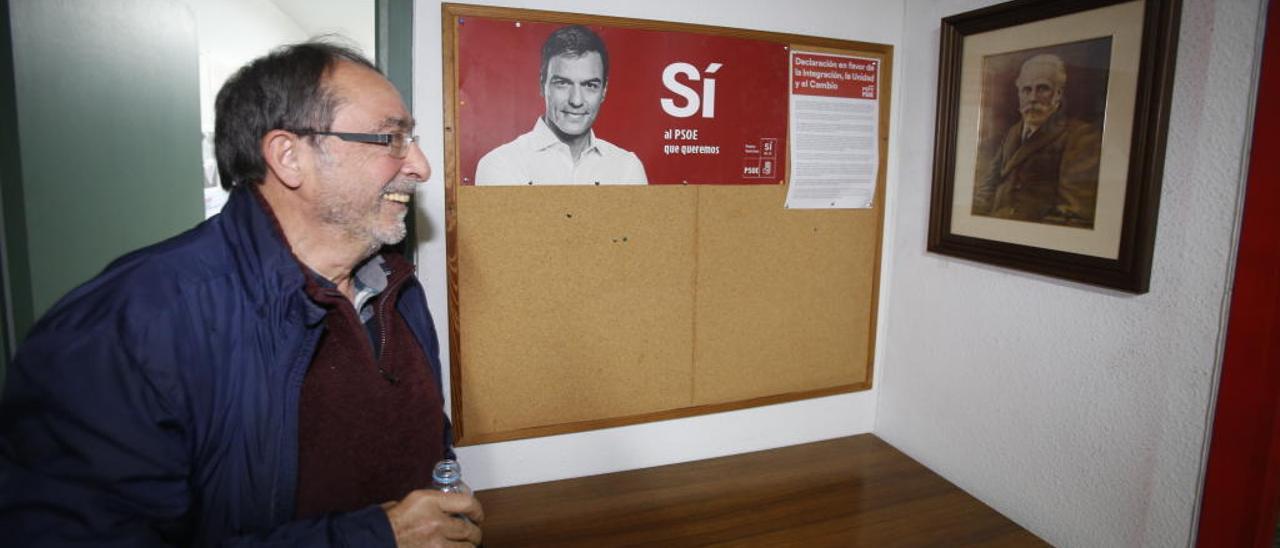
[928,0,1181,293]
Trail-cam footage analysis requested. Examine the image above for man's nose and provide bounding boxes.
[567,85,584,106]
[401,140,431,183]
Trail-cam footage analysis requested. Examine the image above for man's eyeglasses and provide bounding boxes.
[292,129,419,159]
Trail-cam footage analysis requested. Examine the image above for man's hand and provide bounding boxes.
[382,489,484,547]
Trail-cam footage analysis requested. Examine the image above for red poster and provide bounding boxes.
[455,17,789,185]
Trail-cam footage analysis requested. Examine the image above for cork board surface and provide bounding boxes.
[456,186,699,434]
[692,185,877,405]
[454,184,880,443]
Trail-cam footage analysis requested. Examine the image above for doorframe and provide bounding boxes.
[1,0,13,366]
[0,0,27,370]
[1195,0,1280,545]
[376,0,417,263]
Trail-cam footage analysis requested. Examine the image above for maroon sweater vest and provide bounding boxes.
[292,255,445,519]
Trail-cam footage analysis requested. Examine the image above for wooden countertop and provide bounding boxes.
[476,434,1046,546]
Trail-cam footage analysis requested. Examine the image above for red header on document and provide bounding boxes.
[791,52,879,100]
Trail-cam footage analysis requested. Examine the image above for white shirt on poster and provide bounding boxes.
[474,118,648,185]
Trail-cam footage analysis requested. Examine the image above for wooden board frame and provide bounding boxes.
[442,3,893,445]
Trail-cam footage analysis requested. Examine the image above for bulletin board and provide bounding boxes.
[441,3,893,445]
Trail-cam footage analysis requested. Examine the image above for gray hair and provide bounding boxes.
[1018,54,1067,89]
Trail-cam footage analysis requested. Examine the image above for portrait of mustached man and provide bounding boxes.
[972,47,1106,229]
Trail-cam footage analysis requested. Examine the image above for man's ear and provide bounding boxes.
[262,129,304,190]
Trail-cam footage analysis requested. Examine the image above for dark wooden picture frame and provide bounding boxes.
[928,0,1181,293]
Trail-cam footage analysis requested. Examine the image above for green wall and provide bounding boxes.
[2,0,202,352]
[1,0,409,375]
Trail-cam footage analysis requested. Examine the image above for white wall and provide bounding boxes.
[415,1,1268,543]
[175,0,375,217]
[412,0,904,490]
[176,0,308,131]
[179,0,375,121]
[877,0,1266,546]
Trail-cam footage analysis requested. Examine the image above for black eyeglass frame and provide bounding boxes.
[291,129,419,158]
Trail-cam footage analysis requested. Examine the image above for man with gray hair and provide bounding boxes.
[0,41,483,547]
[973,53,1103,227]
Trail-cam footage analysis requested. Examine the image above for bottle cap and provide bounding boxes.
[433,459,462,484]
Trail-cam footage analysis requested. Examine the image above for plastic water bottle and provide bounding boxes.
[431,459,471,495]
[432,458,474,524]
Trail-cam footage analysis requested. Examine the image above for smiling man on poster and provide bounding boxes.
[475,25,647,186]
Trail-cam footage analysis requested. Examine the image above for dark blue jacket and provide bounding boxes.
[0,187,452,546]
